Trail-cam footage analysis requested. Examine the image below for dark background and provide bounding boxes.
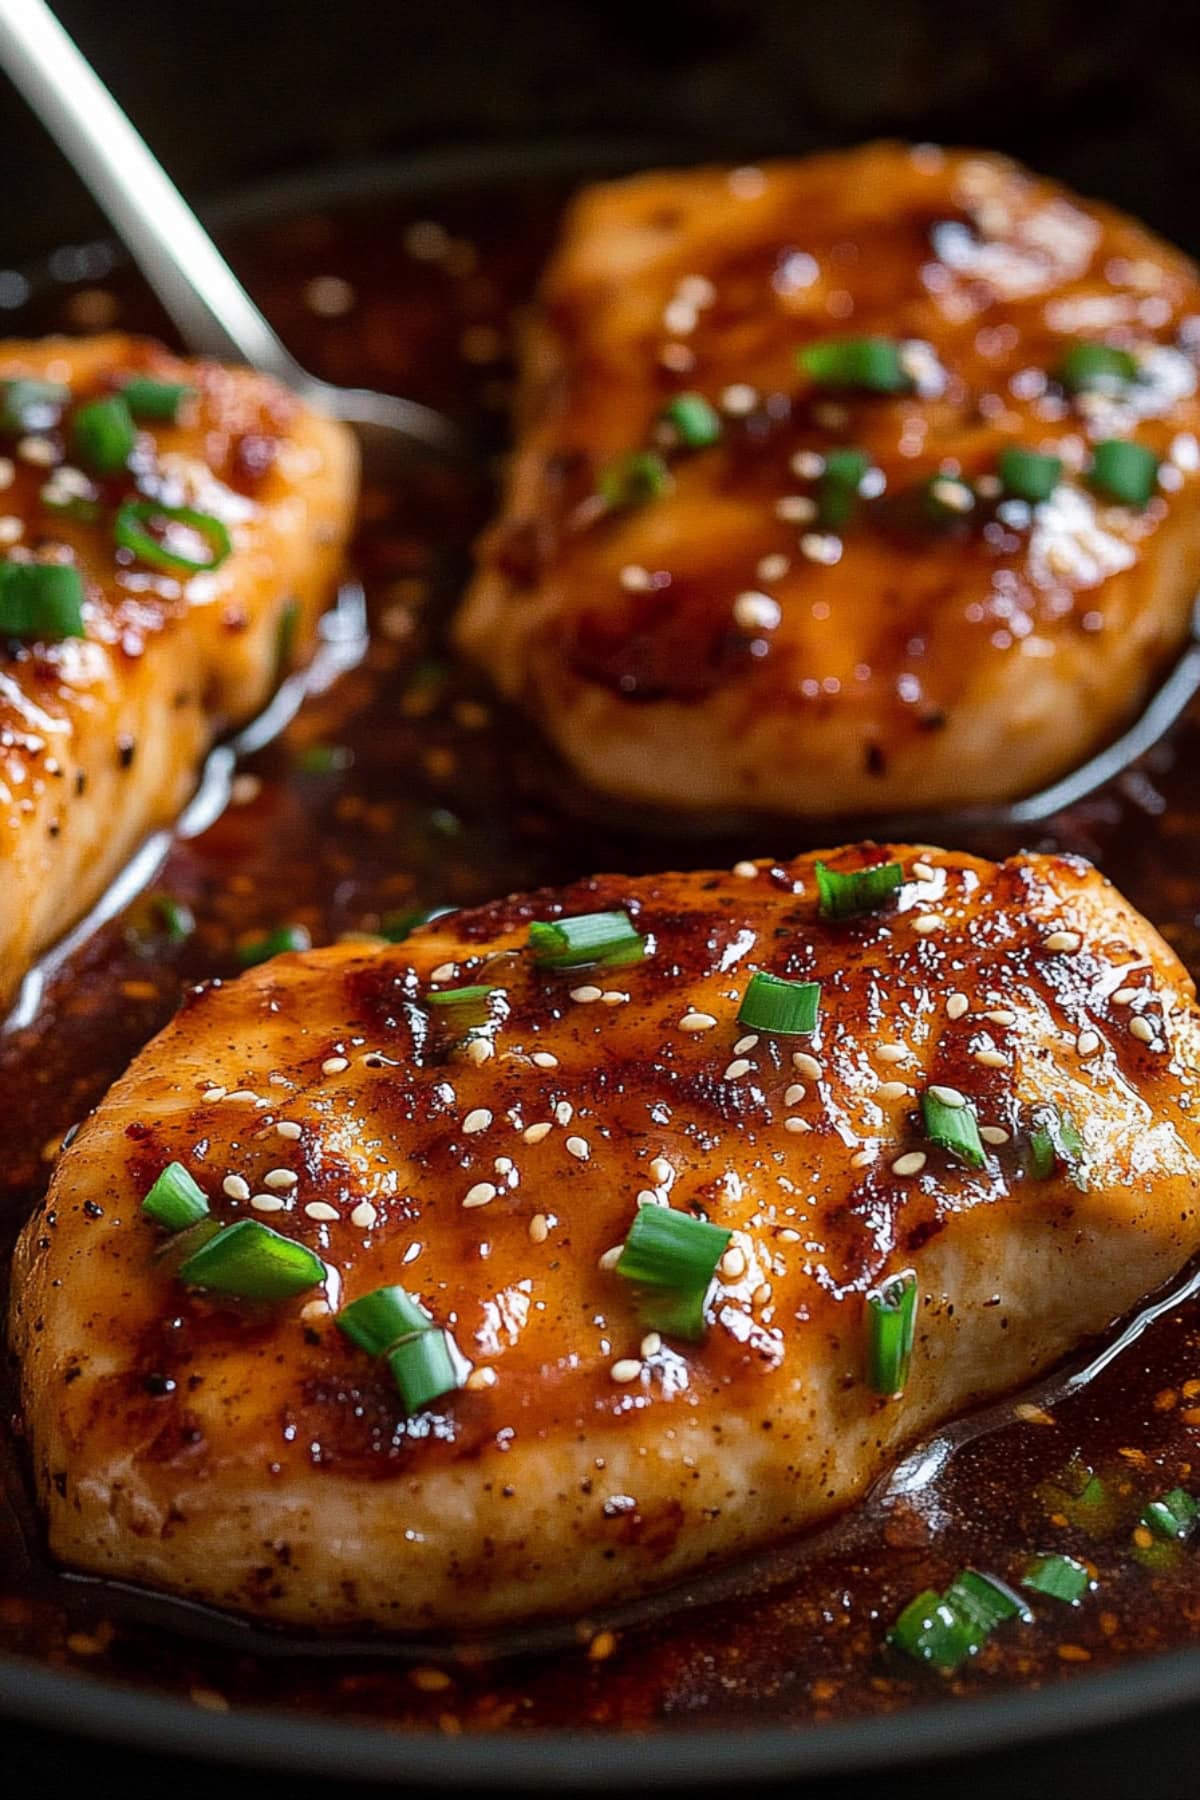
[3,1,1200,1793]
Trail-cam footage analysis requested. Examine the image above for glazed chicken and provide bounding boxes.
[0,333,356,1008]
[12,843,1200,1632]
[459,143,1200,820]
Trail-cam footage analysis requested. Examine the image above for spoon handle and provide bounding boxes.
[0,0,308,382]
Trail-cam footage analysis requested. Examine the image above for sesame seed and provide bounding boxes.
[226,1089,260,1103]
[800,531,842,565]
[851,1148,875,1168]
[946,993,969,1020]
[734,1033,760,1055]
[720,382,758,415]
[974,1049,1007,1069]
[570,985,603,1004]
[775,494,817,523]
[528,1213,549,1244]
[429,962,457,983]
[680,1011,718,1032]
[790,449,826,479]
[650,1159,673,1186]
[201,1087,227,1103]
[723,1058,753,1081]
[1076,1030,1101,1057]
[1130,1016,1156,1044]
[300,1298,331,1321]
[565,1135,590,1161]
[322,1056,349,1075]
[1043,930,1082,954]
[911,914,944,936]
[892,1152,927,1176]
[640,1332,662,1358]
[304,1201,339,1221]
[911,861,936,881]
[532,1051,559,1069]
[733,860,759,878]
[17,435,56,466]
[275,1120,302,1140]
[466,1038,494,1065]
[466,1366,498,1391]
[350,1201,377,1229]
[979,1125,1010,1145]
[463,1108,492,1135]
[619,563,653,592]
[494,1156,514,1176]
[223,1175,250,1201]
[1112,987,1139,1006]
[556,1101,574,1126]
[756,553,791,582]
[250,1194,285,1213]
[784,1082,807,1106]
[600,991,628,1006]
[876,1045,906,1064]
[793,1052,822,1080]
[463,1181,497,1209]
[929,476,973,513]
[636,1189,665,1207]
[985,1009,1017,1027]
[784,1116,810,1133]
[928,1085,966,1108]
[753,1281,772,1307]
[598,1245,623,1270]
[610,1358,643,1384]
[778,1228,801,1242]
[733,590,781,632]
[523,1122,553,1144]
[264,1169,298,1190]
[721,1245,747,1280]
[876,1081,908,1101]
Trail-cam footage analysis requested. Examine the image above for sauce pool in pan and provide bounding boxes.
[4,172,1200,1733]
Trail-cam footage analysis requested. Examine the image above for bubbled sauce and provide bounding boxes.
[4,168,1200,1732]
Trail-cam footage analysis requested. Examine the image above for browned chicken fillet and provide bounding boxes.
[11,844,1200,1632]
[458,143,1200,819]
[0,333,357,1008]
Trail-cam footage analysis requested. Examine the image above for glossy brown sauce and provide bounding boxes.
[4,170,1200,1734]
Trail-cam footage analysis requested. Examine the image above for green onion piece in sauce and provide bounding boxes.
[817,447,872,527]
[660,392,721,449]
[1142,1487,1200,1542]
[798,336,910,394]
[387,1327,462,1413]
[1057,341,1139,395]
[152,894,195,944]
[141,1162,210,1232]
[890,1569,1028,1671]
[1021,1553,1091,1605]
[944,1569,1030,1643]
[921,1086,986,1170]
[0,561,85,641]
[528,910,644,970]
[737,970,821,1036]
[337,1284,466,1412]
[426,983,495,1008]
[1090,439,1159,506]
[816,859,904,921]
[237,924,312,967]
[115,499,233,573]
[0,376,69,434]
[615,1205,730,1339]
[338,1285,433,1358]
[178,1218,325,1300]
[866,1269,918,1396]
[71,394,136,474]
[380,905,452,943]
[998,446,1062,504]
[1029,1105,1085,1182]
[598,449,672,508]
[119,377,196,422]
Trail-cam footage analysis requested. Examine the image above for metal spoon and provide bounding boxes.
[0,0,465,472]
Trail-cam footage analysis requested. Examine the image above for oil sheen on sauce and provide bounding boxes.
[3,174,1200,1736]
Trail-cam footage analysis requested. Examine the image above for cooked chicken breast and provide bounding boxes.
[0,333,356,1008]
[12,844,1200,1632]
[458,144,1200,820]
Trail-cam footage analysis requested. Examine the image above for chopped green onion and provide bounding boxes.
[1090,439,1159,506]
[921,1087,986,1170]
[1022,1553,1091,1605]
[528,910,644,970]
[817,447,872,527]
[737,970,821,1035]
[71,394,136,474]
[178,1217,325,1300]
[426,983,494,1007]
[0,376,69,434]
[337,1285,432,1357]
[1141,1487,1200,1542]
[141,1162,209,1232]
[815,859,904,921]
[635,1284,710,1342]
[0,561,86,641]
[380,905,452,943]
[114,499,233,573]
[151,894,195,944]
[798,336,910,394]
[888,1589,975,1672]
[945,1569,1031,1641]
[119,377,195,422]
[294,743,351,775]
[998,446,1062,503]
[660,392,721,449]
[237,923,312,967]
[387,1327,462,1412]
[1029,1105,1085,1181]
[598,450,672,508]
[1057,342,1139,395]
[617,1204,730,1290]
[867,1269,918,1396]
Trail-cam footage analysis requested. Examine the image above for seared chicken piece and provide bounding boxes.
[12,844,1200,1632]
[0,334,356,1007]
[459,144,1200,819]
